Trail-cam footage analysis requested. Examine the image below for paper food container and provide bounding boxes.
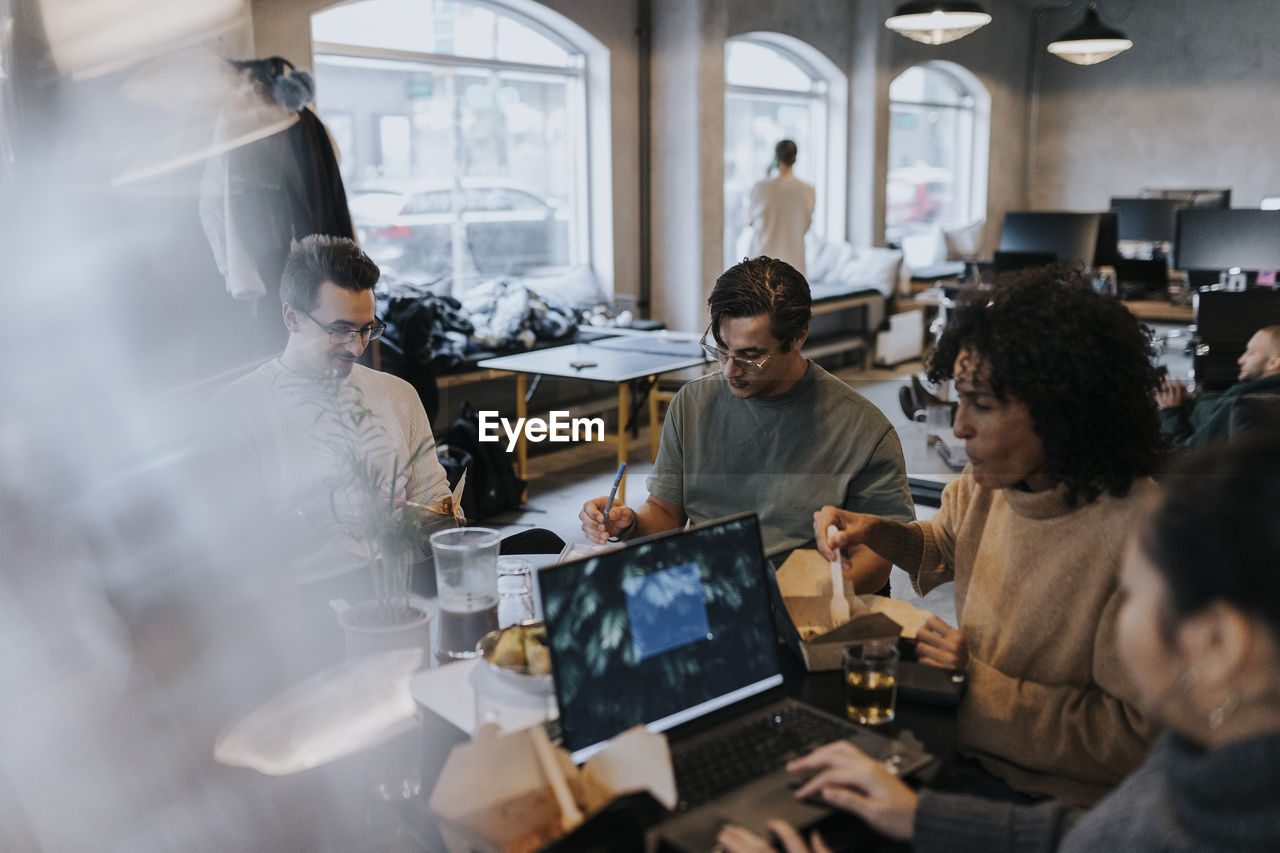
[428,725,676,853]
[770,549,930,672]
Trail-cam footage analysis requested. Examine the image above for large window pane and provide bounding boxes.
[726,41,817,93]
[311,0,582,295]
[886,64,982,246]
[312,0,573,67]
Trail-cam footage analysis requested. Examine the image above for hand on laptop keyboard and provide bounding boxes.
[783,741,919,843]
[717,819,834,853]
[670,701,930,813]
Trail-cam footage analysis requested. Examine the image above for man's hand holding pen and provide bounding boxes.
[580,461,633,543]
[579,497,636,544]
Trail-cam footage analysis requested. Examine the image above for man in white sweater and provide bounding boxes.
[747,139,816,276]
[218,235,452,556]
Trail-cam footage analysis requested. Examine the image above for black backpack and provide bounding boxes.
[439,401,526,521]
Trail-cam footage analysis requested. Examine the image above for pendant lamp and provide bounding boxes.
[885,1,992,46]
[1047,3,1132,65]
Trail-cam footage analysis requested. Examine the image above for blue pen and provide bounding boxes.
[602,461,627,524]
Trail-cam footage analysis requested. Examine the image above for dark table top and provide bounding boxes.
[396,640,957,852]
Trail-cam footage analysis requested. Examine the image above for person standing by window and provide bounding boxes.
[747,140,815,276]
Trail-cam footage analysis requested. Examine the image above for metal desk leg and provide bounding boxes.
[616,381,630,504]
[515,373,529,501]
[648,374,661,461]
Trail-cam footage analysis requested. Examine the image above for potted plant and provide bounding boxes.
[293,373,461,659]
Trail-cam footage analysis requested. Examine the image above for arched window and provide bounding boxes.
[311,0,593,297]
[885,61,989,245]
[724,34,846,270]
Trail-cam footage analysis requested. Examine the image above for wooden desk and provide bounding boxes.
[478,340,709,503]
[1123,299,1194,324]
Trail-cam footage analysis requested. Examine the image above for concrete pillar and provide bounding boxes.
[849,0,891,247]
[648,0,727,333]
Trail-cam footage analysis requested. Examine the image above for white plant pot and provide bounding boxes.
[337,599,434,664]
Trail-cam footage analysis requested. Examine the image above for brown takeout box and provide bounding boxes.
[428,725,676,853]
[773,549,928,671]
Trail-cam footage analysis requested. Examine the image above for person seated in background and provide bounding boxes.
[1156,324,1280,446]
[815,266,1162,806]
[217,234,455,561]
[214,235,560,596]
[580,256,914,593]
[726,436,1280,853]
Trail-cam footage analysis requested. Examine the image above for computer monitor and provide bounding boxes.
[1174,209,1280,272]
[1110,197,1180,244]
[991,250,1056,274]
[1142,187,1231,210]
[997,211,1120,267]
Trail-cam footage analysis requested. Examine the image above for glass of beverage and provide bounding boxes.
[496,556,535,628]
[430,527,501,662]
[844,640,899,726]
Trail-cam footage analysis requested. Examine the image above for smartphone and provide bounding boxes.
[896,660,966,707]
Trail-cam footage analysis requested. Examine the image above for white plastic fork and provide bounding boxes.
[827,524,851,627]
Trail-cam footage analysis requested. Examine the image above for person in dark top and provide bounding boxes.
[719,436,1280,853]
[1157,324,1280,445]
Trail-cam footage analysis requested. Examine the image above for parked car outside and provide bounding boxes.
[350,178,570,281]
[885,164,954,242]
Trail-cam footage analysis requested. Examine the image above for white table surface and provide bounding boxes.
[477,341,708,383]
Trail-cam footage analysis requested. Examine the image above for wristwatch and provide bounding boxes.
[608,511,638,543]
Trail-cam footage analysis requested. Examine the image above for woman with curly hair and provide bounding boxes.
[814,265,1163,807]
[728,437,1280,853]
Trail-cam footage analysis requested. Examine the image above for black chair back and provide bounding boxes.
[1228,394,1280,438]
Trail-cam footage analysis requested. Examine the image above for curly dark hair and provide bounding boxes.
[925,264,1163,505]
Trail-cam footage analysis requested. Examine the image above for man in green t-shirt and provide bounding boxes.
[579,256,914,594]
[1157,325,1280,446]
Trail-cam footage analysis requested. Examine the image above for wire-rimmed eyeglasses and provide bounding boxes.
[302,309,387,345]
[698,324,780,374]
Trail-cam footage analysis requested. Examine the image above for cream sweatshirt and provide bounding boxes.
[910,469,1159,807]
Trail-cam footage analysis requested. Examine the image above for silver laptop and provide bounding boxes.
[538,512,933,851]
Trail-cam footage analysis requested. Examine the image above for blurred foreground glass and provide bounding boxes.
[844,640,899,725]
[496,556,535,628]
[431,527,501,661]
[365,711,424,800]
[472,666,556,736]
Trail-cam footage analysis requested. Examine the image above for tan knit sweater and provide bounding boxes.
[910,470,1159,807]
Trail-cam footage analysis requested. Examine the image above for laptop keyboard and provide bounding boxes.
[670,701,885,812]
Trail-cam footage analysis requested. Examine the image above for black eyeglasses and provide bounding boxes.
[698,324,781,374]
[301,309,387,345]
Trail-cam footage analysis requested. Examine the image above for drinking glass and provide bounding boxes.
[844,640,899,726]
[496,556,535,628]
[915,403,953,444]
[430,527,501,661]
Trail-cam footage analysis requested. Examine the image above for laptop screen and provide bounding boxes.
[539,513,783,762]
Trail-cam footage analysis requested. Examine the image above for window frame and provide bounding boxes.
[311,0,592,298]
[885,60,990,246]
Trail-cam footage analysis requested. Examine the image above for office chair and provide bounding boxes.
[1193,289,1280,392]
[1228,394,1280,438]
